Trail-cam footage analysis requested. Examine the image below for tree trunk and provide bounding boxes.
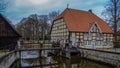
[113,0,117,42]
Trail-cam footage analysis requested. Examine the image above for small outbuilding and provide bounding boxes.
[0,13,21,50]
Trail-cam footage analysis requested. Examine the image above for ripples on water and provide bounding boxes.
[10,50,115,68]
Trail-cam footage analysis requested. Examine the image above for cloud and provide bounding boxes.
[14,0,64,13]
[15,0,62,7]
[28,0,50,5]
[15,0,50,6]
[2,0,108,24]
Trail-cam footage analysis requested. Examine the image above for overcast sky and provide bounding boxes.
[2,0,108,24]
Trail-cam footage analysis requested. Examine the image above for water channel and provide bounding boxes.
[10,50,115,68]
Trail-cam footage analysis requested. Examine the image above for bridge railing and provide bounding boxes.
[0,50,19,68]
[19,42,53,49]
[0,43,20,68]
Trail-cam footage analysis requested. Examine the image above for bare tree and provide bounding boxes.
[28,14,41,42]
[102,0,120,41]
[48,11,59,25]
[48,11,59,37]
[16,11,59,43]
[16,14,41,41]
[16,14,51,43]
[0,0,8,12]
[39,15,49,44]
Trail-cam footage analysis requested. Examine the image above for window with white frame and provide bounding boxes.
[88,33,92,38]
[100,41,103,45]
[84,41,87,45]
[84,33,88,38]
[98,41,101,45]
[84,41,91,45]
[96,33,100,38]
[88,41,91,45]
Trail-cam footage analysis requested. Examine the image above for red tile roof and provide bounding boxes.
[55,8,113,33]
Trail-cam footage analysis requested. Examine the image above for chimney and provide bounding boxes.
[88,9,92,13]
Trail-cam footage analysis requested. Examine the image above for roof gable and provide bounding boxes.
[89,22,102,33]
[0,13,21,37]
[55,8,113,33]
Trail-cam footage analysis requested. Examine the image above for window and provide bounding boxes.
[84,41,91,45]
[98,41,101,45]
[100,41,103,45]
[96,33,99,37]
[92,24,97,32]
[91,24,101,33]
[100,33,103,37]
[96,33,103,38]
[106,38,110,41]
[84,33,88,38]
[95,41,102,46]
[89,33,92,38]
[84,41,87,45]
[57,26,60,30]
[88,41,91,45]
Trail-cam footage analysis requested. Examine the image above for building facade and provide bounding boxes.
[0,14,21,50]
[51,18,69,44]
[50,8,113,48]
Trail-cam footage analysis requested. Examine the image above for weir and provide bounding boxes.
[1,46,120,68]
[0,47,62,68]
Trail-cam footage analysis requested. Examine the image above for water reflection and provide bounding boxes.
[21,52,38,59]
[10,50,115,68]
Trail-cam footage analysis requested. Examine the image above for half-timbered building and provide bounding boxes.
[0,14,21,50]
[50,8,113,48]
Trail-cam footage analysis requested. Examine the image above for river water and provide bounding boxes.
[10,50,115,68]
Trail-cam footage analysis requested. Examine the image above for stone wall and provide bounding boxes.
[79,48,120,65]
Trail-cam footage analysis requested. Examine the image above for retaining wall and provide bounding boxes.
[79,48,120,65]
[0,50,19,68]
